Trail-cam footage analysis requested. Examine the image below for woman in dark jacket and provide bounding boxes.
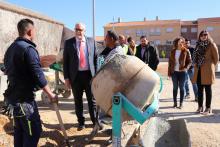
[191,30,219,115]
[168,37,192,109]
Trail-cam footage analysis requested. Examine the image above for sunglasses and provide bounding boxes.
[75,28,84,32]
[201,34,208,37]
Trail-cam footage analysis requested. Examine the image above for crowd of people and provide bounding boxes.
[102,29,219,116]
[2,18,219,146]
[110,29,219,116]
[103,28,219,116]
[168,30,219,115]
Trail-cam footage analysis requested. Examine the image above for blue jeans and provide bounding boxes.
[185,68,198,98]
[172,71,187,104]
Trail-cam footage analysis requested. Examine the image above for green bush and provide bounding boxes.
[161,50,166,58]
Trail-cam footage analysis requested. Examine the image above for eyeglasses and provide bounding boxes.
[75,28,84,32]
[201,34,208,37]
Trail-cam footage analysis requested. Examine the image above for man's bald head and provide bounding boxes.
[74,22,86,40]
[75,23,86,30]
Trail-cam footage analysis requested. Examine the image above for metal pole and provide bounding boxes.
[112,94,122,147]
[92,0,95,39]
[113,16,115,31]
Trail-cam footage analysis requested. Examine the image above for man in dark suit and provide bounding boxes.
[63,23,97,130]
[136,36,159,71]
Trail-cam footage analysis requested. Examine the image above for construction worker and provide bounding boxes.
[119,34,129,54]
[3,18,58,147]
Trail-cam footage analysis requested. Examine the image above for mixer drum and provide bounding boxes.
[92,54,160,121]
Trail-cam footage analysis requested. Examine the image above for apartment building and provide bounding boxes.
[104,17,220,46]
[198,17,220,45]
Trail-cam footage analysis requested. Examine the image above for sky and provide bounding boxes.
[5,0,220,37]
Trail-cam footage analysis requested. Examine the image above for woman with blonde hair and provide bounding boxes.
[168,37,192,109]
[192,30,219,115]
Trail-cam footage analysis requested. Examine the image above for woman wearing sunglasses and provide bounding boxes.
[192,30,219,115]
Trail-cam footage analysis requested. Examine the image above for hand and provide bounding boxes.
[42,85,58,104]
[0,104,10,116]
[167,76,170,80]
[182,68,188,72]
[48,93,58,104]
[65,79,71,89]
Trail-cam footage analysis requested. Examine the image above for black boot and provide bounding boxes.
[179,103,183,109]
[173,102,177,108]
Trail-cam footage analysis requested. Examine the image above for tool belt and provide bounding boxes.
[8,101,36,136]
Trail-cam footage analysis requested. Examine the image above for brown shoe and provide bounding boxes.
[77,124,85,131]
[196,107,203,113]
[203,108,212,115]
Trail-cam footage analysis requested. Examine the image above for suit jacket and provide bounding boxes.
[136,44,159,70]
[63,37,96,83]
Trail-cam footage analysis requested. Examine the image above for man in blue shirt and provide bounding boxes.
[4,18,57,147]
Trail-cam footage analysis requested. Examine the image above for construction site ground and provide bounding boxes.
[1,62,220,147]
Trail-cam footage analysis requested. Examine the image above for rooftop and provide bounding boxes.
[181,21,198,26]
[198,17,220,23]
[104,17,220,28]
[105,19,181,27]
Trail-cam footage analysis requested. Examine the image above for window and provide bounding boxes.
[136,40,140,45]
[156,28,160,33]
[155,28,161,35]
[206,26,214,32]
[166,40,173,45]
[142,30,148,36]
[136,29,148,37]
[150,28,161,36]
[191,28,197,33]
[149,41,154,45]
[150,28,154,33]
[136,30,142,37]
[154,40,161,45]
[181,28,187,33]
[191,39,197,45]
[125,30,131,35]
[166,28,173,33]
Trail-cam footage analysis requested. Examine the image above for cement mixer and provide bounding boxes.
[91,54,161,146]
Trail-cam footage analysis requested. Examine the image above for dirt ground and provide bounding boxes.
[1,62,220,147]
[0,97,112,147]
[158,62,220,147]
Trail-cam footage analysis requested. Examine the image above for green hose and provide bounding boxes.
[156,72,164,94]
